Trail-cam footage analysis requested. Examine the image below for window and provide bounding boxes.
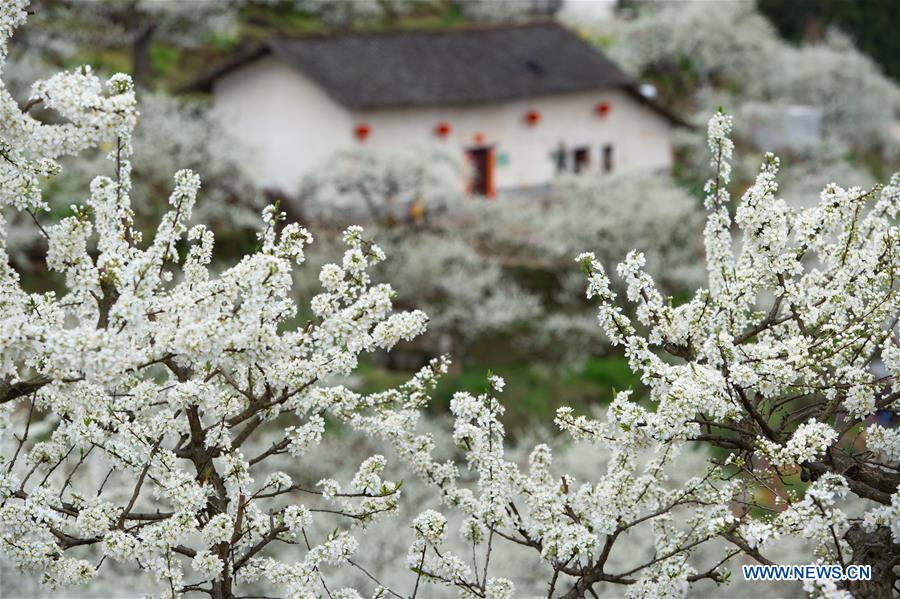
[551,142,567,173]
[465,146,494,197]
[572,146,590,173]
[601,144,614,173]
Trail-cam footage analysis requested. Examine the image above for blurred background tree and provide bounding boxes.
[758,0,900,82]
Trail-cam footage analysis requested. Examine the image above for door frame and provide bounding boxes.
[465,145,496,199]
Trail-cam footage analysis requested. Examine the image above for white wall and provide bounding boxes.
[212,56,353,193]
[356,89,673,190]
[212,57,674,194]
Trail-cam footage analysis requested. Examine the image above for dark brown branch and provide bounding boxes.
[0,376,49,405]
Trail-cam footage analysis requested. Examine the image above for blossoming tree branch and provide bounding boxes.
[0,2,898,598]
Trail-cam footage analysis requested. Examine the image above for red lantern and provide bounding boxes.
[354,123,371,141]
[435,121,452,138]
[473,132,485,144]
[595,102,611,117]
[524,109,541,126]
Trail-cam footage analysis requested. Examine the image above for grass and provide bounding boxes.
[355,354,643,435]
[149,45,181,79]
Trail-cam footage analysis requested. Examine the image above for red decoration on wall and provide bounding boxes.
[435,121,452,138]
[595,102,611,117]
[524,109,541,126]
[354,123,371,141]
[473,132,485,144]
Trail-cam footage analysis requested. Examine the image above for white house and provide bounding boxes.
[187,21,685,198]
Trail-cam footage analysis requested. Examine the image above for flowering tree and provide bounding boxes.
[4,90,265,267]
[602,0,779,94]
[3,2,900,598]
[756,30,900,153]
[289,0,557,29]
[1,3,429,596]
[25,0,244,85]
[291,0,428,29]
[467,172,705,291]
[339,116,900,599]
[3,6,264,266]
[455,0,560,23]
[601,0,899,157]
[458,172,704,361]
[299,145,467,226]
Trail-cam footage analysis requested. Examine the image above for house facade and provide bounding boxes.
[189,22,684,197]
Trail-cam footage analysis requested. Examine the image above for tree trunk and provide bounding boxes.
[131,21,156,86]
[211,578,233,599]
[843,524,899,598]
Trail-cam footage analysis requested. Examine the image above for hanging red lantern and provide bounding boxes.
[524,109,541,126]
[595,102,611,117]
[434,121,452,138]
[354,123,371,141]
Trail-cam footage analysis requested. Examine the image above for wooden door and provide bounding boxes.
[466,146,494,198]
